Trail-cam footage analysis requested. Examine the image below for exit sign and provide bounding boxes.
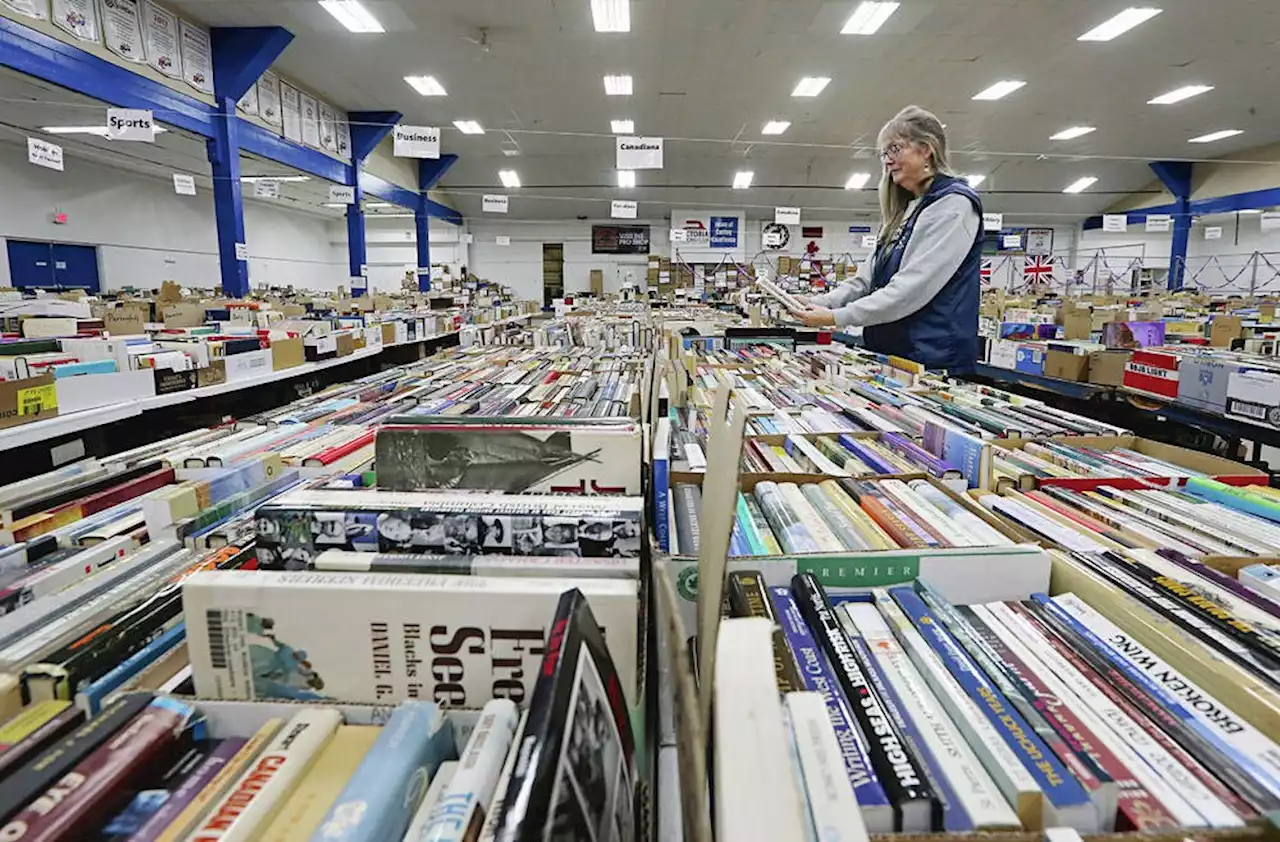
[53,211,68,224]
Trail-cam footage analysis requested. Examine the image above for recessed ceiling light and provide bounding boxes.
[845,172,872,189]
[499,170,521,189]
[841,1,899,34]
[1078,7,1161,41]
[41,125,168,136]
[242,175,311,183]
[1148,84,1213,104]
[617,170,636,188]
[611,119,634,134]
[453,120,484,134]
[965,174,986,187]
[792,77,831,97]
[324,203,347,208]
[501,148,521,157]
[1062,176,1098,194]
[366,202,391,208]
[1189,129,1243,143]
[318,0,383,33]
[404,76,447,96]
[604,75,633,95]
[591,0,630,32]
[1051,126,1096,140]
[972,80,1026,101]
[733,171,754,189]
[762,121,791,135]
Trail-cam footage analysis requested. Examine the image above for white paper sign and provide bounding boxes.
[101,0,144,62]
[1025,228,1053,256]
[860,234,878,249]
[318,103,336,152]
[1002,234,1022,249]
[616,136,663,170]
[257,70,282,127]
[335,119,351,160]
[496,236,511,246]
[179,19,212,93]
[393,125,441,159]
[52,0,98,41]
[143,1,180,78]
[763,230,783,248]
[483,194,509,214]
[1205,226,1223,240]
[1,0,48,20]
[173,173,196,195]
[254,180,280,199]
[1102,214,1128,232]
[775,206,801,225]
[107,108,155,141]
[611,200,638,219]
[234,242,248,261]
[328,185,355,204]
[300,93,320,148]
[237,82,259,116]
[280,83,301,142]
[28,137,63,171]
[670,228,688,243]
[1145,214,1172,233]
[1262,211,1280,231]
[982,212,1003,231]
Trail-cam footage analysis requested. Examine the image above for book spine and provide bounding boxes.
[0,700,72,750]
[726,572,802,693]
[785,692,872,842]
[743,494,781,554]
[475,712,525,842]
[791,573,938,831]
[673,484,701,556]
[76,623,186,716]
[0,704,84,781]
[128,738,248,842]
[767,585,892,831]
[653,420,670,553]
[754,482,819,553]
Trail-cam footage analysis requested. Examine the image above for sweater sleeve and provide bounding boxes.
[831,194,979,328]
[809,254,873,308]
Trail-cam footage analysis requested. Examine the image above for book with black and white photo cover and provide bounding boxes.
[492,589,637,842]
[182,570,638,709]
[376,417,642,496]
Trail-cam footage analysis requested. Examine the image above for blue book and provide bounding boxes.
[653,418,671,552]
[890,587,1098,830]
[735,493,765,556]
[768,585,894,833]
[52,359,117,378]
[76,622,186,714]
[310,701,456,842]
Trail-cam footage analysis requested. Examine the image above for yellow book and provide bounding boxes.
[0,700,70,748]
[0,673,22,727]
[258,725,381,842]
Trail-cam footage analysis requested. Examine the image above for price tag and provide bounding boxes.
[17,383,57,416]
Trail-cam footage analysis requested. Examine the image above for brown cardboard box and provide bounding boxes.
[1261,302,1277,321]
[1061,308,1093,341]
[382,323,398,344]
[271,337,305,371]
[161,302,206,328]
[1087,350,1131,386]
[590,269,605,296]
[104,311,147,336]
[196,360,227,388]
[336,332,356,357]
[1045,350,1090,381]
[0,373,57,429]
[1210,315,1243,347]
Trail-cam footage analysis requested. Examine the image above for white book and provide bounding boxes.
[980,602,1241,829]
[187,707,341,841]
[878,480,970,546]
[840,603,1020,830]
[1240,564,1280,602]
[714,618,808,842]
[779,484,843,552]
[786,435,849,477]
[0,536,131,614]
[408,699,519,842]
[906,480,1012,547]
[476,712,527,842]
[403,761,459,842]
[785,692,871,842]
[871,590,1045,830]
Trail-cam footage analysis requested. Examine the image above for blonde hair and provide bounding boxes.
[877,105,955,245]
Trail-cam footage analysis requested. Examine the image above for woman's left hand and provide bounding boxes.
[795,306,836,327]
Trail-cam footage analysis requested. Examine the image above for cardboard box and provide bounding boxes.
[1044,350,1090,382]
[196,360,227,388]
[590,270,605,296]
[987,339,1019,370]
[1210,315,1243,347]
[1226,369,1280,428]
[56,370,155,414]
[1124,349,1180,399]
[1087,350,1131,386]
[1060,308,1093,341]
[1176,357,1248,414]
[161,302,206,329]
[271,337,304,371]
[335,332,356,357]
[153,368,197,395]
[0,373,57,428]
[104,311,147,336]
[1013,345,1045,375]
[225,348,273,382]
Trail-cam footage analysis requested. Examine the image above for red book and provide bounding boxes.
[305,429,375,467]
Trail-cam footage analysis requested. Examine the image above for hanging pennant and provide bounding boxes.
[238,82,259,117]
[257,70,283,127]
[299,93,320,148]
[179,19,213,94]
[51,0,99,42]
[142,1,181,79]
[318,103,337,152]
[1,0,49,21]
[101,0,144,62]
[280,83,302,143]
[335,117,351,160]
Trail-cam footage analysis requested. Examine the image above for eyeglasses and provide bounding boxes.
[878,141,907,162]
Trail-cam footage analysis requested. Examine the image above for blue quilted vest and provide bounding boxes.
[862,174,983,373]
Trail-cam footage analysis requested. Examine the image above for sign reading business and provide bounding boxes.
[592,225,650,254]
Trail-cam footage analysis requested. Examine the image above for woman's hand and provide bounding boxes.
[795,306,836,328]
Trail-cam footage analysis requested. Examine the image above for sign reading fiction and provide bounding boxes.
[394,125,441,159]
[616,136,663,170]
[106,108,155,142]
[592,225,650,254]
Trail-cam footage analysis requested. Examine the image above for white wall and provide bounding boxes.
[329,217,469,292]
[0,141,348,294]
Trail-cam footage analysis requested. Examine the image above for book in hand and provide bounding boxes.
[182,570,638,709]
[492,589,637,842]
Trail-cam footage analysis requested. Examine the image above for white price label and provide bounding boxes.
[1002,234,1022,249]
[28,137,63,171]
[1102,214,1128,232]
[254,180,280,198]
[982,212,1003,231]
[234,242,248,261]
[328,185,356,204]
[107,108,155,142]
[172,173,196,195]
[483,194,509,214]
[393,124,440,159]
[775,206,801,225]
[615,136,664,169]
[611,199,638,219]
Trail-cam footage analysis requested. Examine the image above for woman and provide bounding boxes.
[796,105,983,373]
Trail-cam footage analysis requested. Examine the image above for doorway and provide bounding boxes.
[6,240,101,292]
[542,243,564,307]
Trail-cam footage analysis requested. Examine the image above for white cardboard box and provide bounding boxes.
[1225,369,1280,428]
[224,348,273,382]
[55,370,156,414]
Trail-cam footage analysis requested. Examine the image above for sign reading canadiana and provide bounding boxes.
[616,136,663,169]
[592,225,650,254]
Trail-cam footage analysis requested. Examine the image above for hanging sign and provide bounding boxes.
[1145,214,1172,233]
[254,180,280,199]
[1025,227,1054,256]
[1,0,48,21]
[280,83,302,143]
[101,0,144,62]
[179,19,212,94]
[234,243,248,261]
[482,194,509,213]
[28,138,63,171]
[328,185,355,204]
[173,173,196,195]
[616,136,663,170]
[52,0,98,41]
[393,125,441,159]
[318,103,337,152]
[335,119,351,160]
[257,70,282,126]
[1102,214,1128,232]
[299,93,320,148]
[611,200,638,219]
[1002,233,1022,250]
[143,1,181,79]
[1204,226,1223,240]
[982,212,1003,231]
[670,228,689,243]
[1261,211,1280,231]
[775,206,801,225]
[237,82,259,116]
[107,108,155,141]
[496,236,511,246]
[860,234,878,249]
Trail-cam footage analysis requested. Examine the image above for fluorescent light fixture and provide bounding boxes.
[1148,84,1213,104]
[366,202,392,208]
[591,0,630,32]
[1062,176,1098,194]
[610,119,634,133]
[41,125,167,136]
[617,170,636,188]
[844,172,872,189]
[318,0,383,33]
[375,213,414,218]
[1240,209,1263,214]
[792,77,831,97]
[733,171,754,189]
[499,170,521,188]
[965,174,986,187]
[841,1,899,34]
[762,121,791,135]
[453,120,485,134]
[972,80,1026,100]
[324,203,346,208]
[1189,129,1243,143]
[242,175,311,183]
[1078,7,1161,41]
[1051,126,1096,140]
[604,75,633,95]
[404,75,447,96]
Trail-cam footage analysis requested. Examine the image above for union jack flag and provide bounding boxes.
[980,258,993,285]
[1023,255,1055,287]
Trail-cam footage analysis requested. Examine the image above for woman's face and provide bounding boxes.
[881,136,932,192]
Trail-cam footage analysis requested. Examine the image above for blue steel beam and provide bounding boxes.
[1149,161,1193,290]
[419,155,458,190]
[210,27,293,102]
[343,111,400,293]
[207,97,249,297]
[415,206,432,291]
[238,121,348,183]
[348,111,401,162]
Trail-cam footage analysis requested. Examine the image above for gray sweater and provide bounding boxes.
[811,194,980,328]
